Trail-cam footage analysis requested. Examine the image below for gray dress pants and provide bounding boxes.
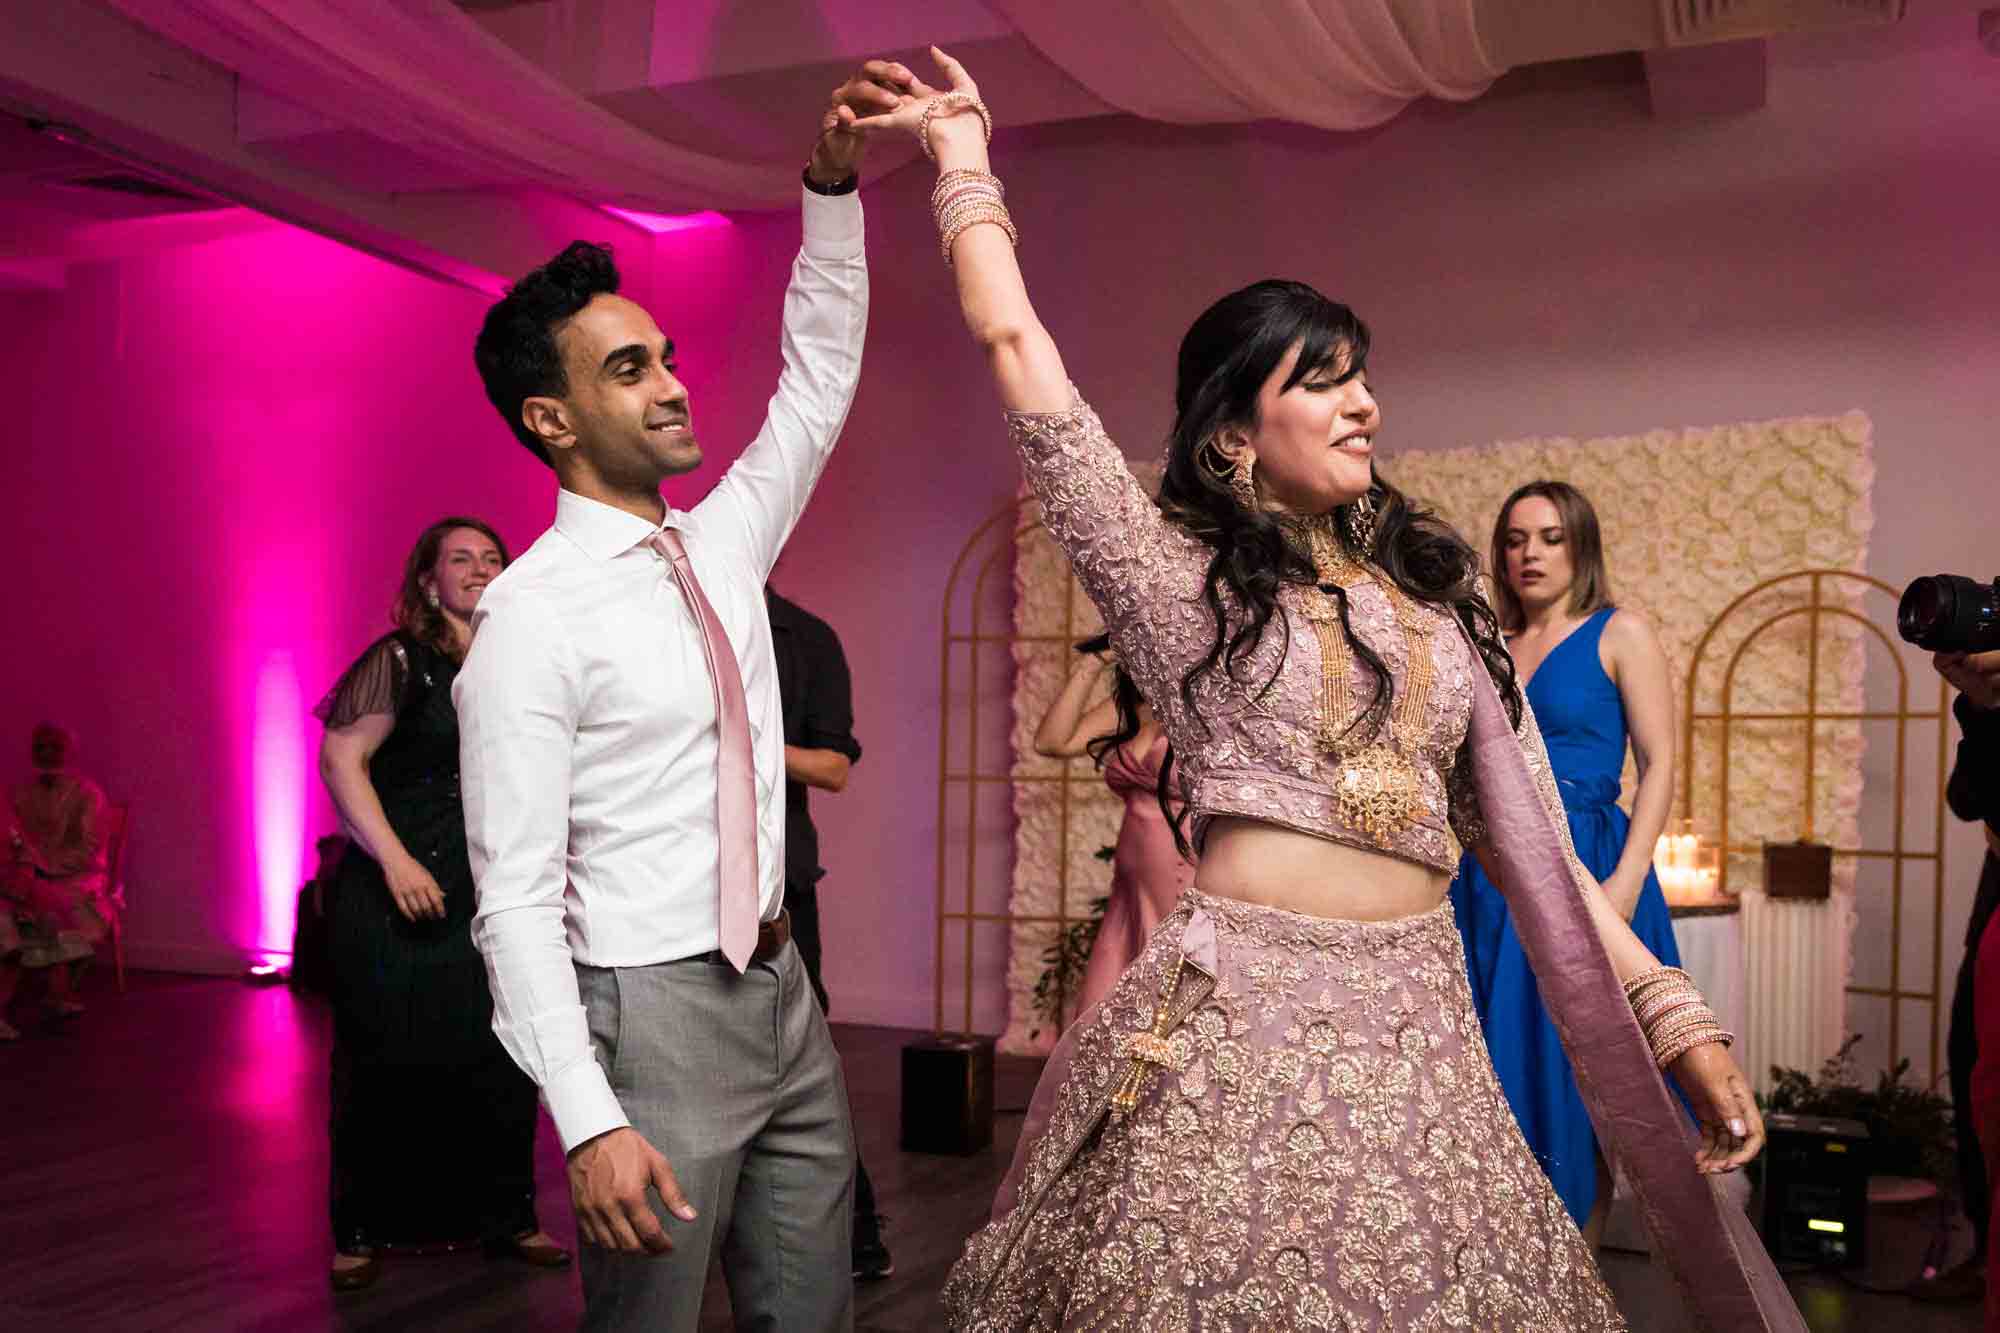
[575,941,855,1331]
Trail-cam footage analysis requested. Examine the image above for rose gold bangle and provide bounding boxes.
[1622,965,1688,999]
[1636,995,1706,1033]
[1656,1027,1734,1070]
[940,206,1018,263]
[1633,983,1701,1018]
[919,93,994,162]
[932,167,1002,198]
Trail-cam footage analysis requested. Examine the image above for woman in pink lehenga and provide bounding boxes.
[842,47,1806,1331]
[1034,634,1196,1020]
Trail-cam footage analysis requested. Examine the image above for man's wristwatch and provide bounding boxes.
[802,164,858,196]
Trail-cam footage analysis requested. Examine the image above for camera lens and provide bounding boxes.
[1899,574,2000,653]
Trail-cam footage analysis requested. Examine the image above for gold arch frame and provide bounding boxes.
[933,497,1104,1037]
[1679,569,1951,1076]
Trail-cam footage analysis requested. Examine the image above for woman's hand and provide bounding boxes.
[836,47,977,147]
[383,852,447,922]
[1669,1040,1764,1174]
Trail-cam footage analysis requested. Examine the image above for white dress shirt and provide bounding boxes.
[456,187,866,1152]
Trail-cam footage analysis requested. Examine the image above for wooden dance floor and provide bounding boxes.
[0,971,1978,1331]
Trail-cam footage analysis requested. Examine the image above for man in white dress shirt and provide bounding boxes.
[457,64,910,1330]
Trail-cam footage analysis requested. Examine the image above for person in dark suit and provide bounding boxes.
[766,585,891,1280]
[1925,648,2000,1308]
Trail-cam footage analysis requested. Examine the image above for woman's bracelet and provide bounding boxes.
[919,92,993,163]
[930,167,1017,264]
[1622,965,1734,1070]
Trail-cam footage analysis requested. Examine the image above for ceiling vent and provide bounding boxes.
[1659,0,1907,46]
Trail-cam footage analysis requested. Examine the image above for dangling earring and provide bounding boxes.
[1345,491,1377,552]
[425,586,441,609]
[1229,454,1258,512]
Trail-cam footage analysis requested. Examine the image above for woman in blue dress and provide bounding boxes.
[1451,479,1684,1244]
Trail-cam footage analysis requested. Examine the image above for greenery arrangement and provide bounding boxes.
[1761,1033,1957,1185]
[1027,846,1114,1042]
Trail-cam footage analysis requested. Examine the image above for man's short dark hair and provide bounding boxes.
[473,241,622,467]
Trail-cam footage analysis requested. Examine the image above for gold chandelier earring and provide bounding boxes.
[1229,454,1259,512]
[1344,491,1378,552]
[425,585,441,608]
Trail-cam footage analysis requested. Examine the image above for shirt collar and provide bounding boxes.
[554,488,684,562]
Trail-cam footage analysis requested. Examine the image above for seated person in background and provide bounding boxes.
[0,723,114,1039]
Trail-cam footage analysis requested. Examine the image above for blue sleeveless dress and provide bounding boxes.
[1449,606,1684,1225]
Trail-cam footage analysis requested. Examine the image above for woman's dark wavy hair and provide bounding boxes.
[473,241,622,467]
[1151,280,1523,852]
[394,516,510,662]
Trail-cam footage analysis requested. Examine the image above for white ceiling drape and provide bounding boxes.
[993,0,1500,128]
[104,0,1501,212]
[103,0,804,210]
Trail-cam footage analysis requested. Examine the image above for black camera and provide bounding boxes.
[1898,575,2000,653]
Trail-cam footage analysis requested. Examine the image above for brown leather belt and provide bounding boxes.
[691,910,791,967]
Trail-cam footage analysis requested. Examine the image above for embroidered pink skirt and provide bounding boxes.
[943,889,1625,1331]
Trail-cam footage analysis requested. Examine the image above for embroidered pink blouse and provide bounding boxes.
[1010,390,1482,873]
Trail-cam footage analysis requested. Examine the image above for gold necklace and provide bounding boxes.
[1279,515,1436,847]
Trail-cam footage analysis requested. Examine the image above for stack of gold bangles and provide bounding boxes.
[930,167,1017,264]
[1623,965,1734,1069]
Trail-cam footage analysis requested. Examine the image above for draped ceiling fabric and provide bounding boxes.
[102,0,803,212]
[105,0,1503,216]
[993,0,1501,128]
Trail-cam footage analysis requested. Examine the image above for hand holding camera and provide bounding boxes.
[1937,650,2000,712]
[1903,573,2000,710]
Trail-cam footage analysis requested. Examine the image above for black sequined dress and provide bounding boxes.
[317,632,540,1250]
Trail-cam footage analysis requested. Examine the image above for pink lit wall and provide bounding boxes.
[0,215,657,970]
[4,12,1995,1062]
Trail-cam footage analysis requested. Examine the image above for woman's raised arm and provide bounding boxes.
[846,48,1072,412]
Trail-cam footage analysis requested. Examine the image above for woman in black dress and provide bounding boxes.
[315,516,568,1290]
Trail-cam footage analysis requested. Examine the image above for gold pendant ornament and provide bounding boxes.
[1279,514,1435,848]
[1334,744,1425,846]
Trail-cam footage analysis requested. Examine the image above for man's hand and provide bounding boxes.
[1936,650,2000,711]
[566,1126,697,1254]
[808,59,918,184]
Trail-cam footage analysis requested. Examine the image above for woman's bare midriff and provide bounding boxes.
[1195,816,1450,921]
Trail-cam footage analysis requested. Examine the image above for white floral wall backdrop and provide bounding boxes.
[1003,464,1158,1055]
[1004,420,1875,1066]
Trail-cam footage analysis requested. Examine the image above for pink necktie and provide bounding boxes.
[649,528,759,971]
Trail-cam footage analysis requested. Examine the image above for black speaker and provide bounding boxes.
[900,1035,995,1155]
[1761,1111,1870,1266]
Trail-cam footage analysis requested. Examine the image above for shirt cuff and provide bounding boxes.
[544,1056,630,1155]
[800,186,864,260]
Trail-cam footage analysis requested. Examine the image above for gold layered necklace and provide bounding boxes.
[1279,514,1436,847]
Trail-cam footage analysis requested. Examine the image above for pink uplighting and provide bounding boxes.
[252,652,306,961]
[599,206,733,235]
